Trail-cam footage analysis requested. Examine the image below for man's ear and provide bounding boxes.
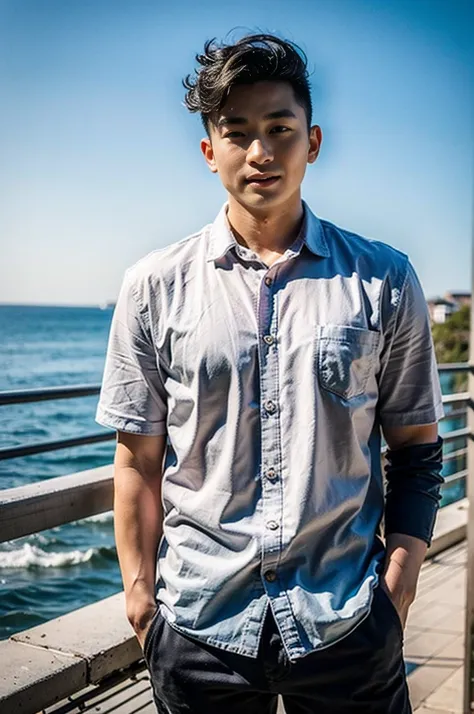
[200,138,218,173]
[307,125,322,165]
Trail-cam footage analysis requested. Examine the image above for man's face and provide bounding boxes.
[201,81,321,213]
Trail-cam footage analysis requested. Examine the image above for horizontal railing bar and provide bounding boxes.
[440,409,468,421]
[441,470,467,488]
[0,452,468,544]
[0,450,468,543]
[0,465,114,543]
[0,432,115,461]
[440,427,470,442]
[442,391,469,404]
[1,425,468,462]
[0,384,101,406]
[437,363,471,372]
[0,365,470,407]
[442,447,467,462]
[0,365,470,542]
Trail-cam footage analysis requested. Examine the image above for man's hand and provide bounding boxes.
[380,560,415,630]
[381,532,427,629]
[127,596,158,650]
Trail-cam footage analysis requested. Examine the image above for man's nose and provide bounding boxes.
[246,138,274,164]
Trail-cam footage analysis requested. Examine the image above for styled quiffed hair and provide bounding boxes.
[183,33,312,134]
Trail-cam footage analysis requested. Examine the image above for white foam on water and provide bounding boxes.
[81,511,113,524]
[69,511,114,526]
[0,543,98,569]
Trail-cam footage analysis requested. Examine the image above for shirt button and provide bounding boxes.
[266,468,277,480]
[264,570,277,582]
[263,334,275,345]
[264,277,273,287]
[264,400,276,414]
[266,520,279,530]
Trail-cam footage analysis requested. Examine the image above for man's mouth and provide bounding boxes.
[245,175,281,186]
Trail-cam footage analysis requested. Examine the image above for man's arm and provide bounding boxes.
[114,431,167,649]
[381,421,440,627]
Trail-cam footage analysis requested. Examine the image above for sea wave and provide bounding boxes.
[79,511,114,524]
[0,543,116,569]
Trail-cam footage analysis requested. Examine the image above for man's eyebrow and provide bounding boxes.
[263,109,297,120]
[216,108,297,128]
[217,116,248,128]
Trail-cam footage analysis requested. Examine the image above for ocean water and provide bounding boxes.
[0,305,117,640]
[0,305,466,640]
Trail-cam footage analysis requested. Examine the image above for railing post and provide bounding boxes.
[464,213,474,711]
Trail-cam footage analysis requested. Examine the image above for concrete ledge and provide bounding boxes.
[11,591,141,683]
[1,592,141,714]
[0,640,87,713]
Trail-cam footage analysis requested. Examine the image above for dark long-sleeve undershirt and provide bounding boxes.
[384,436,444,546]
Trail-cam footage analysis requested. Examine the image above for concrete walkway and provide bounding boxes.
[406,539,467,713]
[43,540,468,714]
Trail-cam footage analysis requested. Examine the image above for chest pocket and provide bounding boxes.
[317,325,380,400]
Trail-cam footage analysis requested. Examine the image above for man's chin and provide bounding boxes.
[234,189,283,210]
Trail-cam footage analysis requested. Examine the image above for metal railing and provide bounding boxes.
[0,384,114,461]
[0,365,471,542]
[0,370,469,466]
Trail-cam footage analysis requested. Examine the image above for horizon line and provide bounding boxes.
[0,301,116,309]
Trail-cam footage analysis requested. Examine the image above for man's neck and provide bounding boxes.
[227,194,304,266]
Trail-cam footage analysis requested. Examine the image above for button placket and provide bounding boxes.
[255,260,306,659]
[257,269,284,588]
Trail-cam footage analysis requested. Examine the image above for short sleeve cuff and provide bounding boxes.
[379,401,445,428]
[95,405,167,436]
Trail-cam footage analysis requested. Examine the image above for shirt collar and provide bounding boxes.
[206,201,331,263]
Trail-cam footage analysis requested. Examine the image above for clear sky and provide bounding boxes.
[1,0,473,306]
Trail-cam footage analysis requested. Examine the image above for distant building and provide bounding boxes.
[427,291,471,324]
[444,291,471,308]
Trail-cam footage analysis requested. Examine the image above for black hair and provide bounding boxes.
[183,33,312,133]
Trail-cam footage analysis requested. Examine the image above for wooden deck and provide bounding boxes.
[43,540,468,714]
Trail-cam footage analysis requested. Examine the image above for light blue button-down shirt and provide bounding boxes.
[96,202,443,661]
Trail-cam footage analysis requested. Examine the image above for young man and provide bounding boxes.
[96,33,444,714]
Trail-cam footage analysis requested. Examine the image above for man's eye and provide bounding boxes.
[270,126,290,134]
[224,131,245,139]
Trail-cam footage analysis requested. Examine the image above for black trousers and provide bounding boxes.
[143,585,412,713]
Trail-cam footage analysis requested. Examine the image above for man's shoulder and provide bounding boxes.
[319,216,409,278]
[125,222,212,286]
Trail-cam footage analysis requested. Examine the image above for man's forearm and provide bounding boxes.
[381,532,427,626]
[114,464,163,629]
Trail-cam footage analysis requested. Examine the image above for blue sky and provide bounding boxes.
[1,0,473,306]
